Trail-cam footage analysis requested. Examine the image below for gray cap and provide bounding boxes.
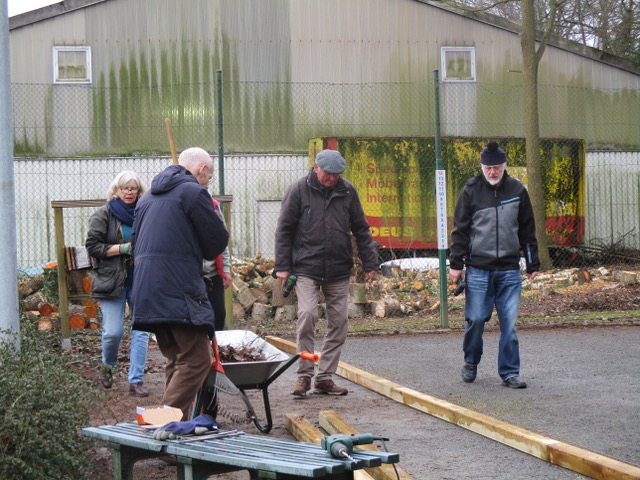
[315,149,346,174]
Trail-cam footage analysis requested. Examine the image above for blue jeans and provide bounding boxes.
[462,266,522,380]
[100,286,149,384]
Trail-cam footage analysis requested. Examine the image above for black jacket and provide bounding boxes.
[131,165,228,336]
[449,172,540,274]
[274,169,377,282]
[85,205,128,299]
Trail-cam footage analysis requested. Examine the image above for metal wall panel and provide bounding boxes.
[8,0,640,154]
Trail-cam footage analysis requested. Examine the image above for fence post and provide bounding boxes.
[434,70,449,329]
[0,7,20,348]
[216,69,225,195]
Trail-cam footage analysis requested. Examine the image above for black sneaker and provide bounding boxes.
[502,376,527,389]
[461,363,477,383]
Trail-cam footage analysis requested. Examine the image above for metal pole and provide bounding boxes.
[0,0,20,349]
[433,70,449,329]
[216,69,225,195]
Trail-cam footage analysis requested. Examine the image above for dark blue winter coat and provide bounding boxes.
[131,165,229,337]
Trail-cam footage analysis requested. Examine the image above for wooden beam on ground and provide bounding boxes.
[268,337,640,480]
[319,410,415,480]
[284,414,375,480]
[284,413,324,444]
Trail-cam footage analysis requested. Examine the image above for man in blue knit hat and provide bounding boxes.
[449,141,540,389]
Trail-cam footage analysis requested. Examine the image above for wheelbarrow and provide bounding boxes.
[193,330,318,433]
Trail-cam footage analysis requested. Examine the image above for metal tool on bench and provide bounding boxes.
[321,433,387,462]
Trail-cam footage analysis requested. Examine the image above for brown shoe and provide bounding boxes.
[291,376,311,396]
[100,366,113,389]
[129,382,149,397]
[314,379,348,396]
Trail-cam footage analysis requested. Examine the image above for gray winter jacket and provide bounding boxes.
[449,172,540,273]
[274,169,377,282]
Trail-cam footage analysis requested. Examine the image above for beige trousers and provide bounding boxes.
[294,276,350,382]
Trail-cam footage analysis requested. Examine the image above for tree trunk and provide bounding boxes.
[520,0,553,271]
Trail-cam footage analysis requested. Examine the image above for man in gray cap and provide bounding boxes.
[449,141,540,389]
[275,149,377,396]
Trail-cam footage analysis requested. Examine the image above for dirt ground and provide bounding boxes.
[74,274,640,480]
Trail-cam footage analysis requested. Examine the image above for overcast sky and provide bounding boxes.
[7,0,59,17]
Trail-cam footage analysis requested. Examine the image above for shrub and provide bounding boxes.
[0,321,101,480]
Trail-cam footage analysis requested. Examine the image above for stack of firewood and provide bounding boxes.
[228,254,440,321]
[19,265,99,331]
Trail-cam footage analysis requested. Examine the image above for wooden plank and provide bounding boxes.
[318,411,410,480]
[51,199,105,208]
[284,413,326,444]
[549,442,640,480]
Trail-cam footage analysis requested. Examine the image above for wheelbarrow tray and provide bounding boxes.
[215,330,290,387]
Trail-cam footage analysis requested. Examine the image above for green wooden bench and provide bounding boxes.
[82,423,400,480]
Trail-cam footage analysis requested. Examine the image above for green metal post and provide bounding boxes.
[216,69,225,195]
[433,70,449,329]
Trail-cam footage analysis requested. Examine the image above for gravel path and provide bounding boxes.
[332,325,640,479]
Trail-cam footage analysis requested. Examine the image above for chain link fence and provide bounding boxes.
[11,79,640,272]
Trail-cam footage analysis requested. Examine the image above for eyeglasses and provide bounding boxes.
[119,187,139,193]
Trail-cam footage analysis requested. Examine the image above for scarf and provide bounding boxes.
[108,197,135,226]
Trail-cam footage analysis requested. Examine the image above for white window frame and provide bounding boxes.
[53,46,92,84]
[441,47,476,82]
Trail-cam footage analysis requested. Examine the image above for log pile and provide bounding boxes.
[228,255,442,321]
[228,256,629,322]
[19,265,99,331]
[20,255,629,332]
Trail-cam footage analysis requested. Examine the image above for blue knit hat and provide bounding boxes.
[480,141,507,165]
[315,149,346,174]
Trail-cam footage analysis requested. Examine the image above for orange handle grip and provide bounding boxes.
[300,351,319,362]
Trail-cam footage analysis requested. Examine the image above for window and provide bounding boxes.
[441,47,475,82]
[53,46,92,84]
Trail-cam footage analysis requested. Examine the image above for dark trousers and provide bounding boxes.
[206,275,226,331]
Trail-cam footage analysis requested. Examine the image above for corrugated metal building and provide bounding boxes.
[9,0,640,155]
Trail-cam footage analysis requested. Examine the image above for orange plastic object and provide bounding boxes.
[299,351,320,362]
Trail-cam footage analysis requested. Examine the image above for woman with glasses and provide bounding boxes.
[85,171,151,397]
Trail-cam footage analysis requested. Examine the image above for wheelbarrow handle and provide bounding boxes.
[300,351,320,362]
[259,350,319,390]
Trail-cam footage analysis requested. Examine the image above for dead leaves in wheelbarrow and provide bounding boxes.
[218,344,266,363]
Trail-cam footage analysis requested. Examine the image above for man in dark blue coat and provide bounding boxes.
[132,147,228,420]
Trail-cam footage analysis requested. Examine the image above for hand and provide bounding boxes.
[221,272,233,289]
[119,243,132,255]
[364,270,377,282]
[152,414,218,440]
[275,270,291,287]
[527,271,539,280]
[450,268,464,284]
